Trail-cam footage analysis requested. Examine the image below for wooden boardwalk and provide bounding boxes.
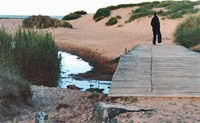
[109,45,200,97]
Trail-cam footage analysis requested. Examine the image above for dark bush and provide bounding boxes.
[23,15,73,29]
[74,10,87,15]
[23,15,60,28]
[105,16,121,26]
[62,13,81,20]
[106,18,118,26]
[62,10,87,20]
[94,8,110,22]
[60,21,73,28]
[116,15,122,19]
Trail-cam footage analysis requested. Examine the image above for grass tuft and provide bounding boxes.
[174,14,200,48]
[13,29,61,86]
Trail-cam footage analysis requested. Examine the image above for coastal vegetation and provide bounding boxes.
[23,15,73,29]
[0,29,31,119]
[93,1,200,22]
[0,28,61,118]
[62,10,87,20]
[93,3,138,22]
[13,29,61,86]
[174,14,200,49]
[105,16,121,26]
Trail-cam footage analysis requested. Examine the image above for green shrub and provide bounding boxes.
[62,10,87,20]
[169,12,183,19]
[174,15,200,48]
[94,8,110,21]
[74,10,87,15]
[128,4,156,22]
[116,15,122,19]
[105,16,121,26]
[23,15,73,29]
[0,28,61,86]
[60,21,73,28]
[0,28,12,55]
[106,18,118,26]
[62,13,81,20]
[23,15,61,28]
[129,9,155,22]
[0,28,62,121]
[0,29,31,119]
[158,10,167,16]
[94,3,137,21]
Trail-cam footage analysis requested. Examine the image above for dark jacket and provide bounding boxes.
[151,15,160,32]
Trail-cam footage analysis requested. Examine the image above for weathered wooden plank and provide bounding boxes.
[111,82,151,88]
[112,76,151,81]
[109,45,200,97]
[109,88,152,94]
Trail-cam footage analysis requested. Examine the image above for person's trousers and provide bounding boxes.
[153,31,162,44]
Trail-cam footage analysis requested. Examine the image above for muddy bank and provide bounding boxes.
[3,85,106,122]
[57,42,117,81]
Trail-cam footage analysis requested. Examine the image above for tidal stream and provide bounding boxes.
[58,51,111,94]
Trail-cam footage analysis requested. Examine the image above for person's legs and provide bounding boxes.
[158,31,162,43]
[153,31,156,45]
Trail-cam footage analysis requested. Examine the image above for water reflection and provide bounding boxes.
[58,51,111,94]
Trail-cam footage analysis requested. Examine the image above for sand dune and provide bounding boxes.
[0,8,183,60]
[50,8,182,60]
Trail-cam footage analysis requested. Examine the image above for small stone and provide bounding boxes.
[127,113,132,119]
[67,84,82,90]
[35,112,48,123]
[90,102,154,123]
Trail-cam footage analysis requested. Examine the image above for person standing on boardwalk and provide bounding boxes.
[151,12,162,45]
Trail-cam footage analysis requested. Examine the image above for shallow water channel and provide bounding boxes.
[58,51,111,94]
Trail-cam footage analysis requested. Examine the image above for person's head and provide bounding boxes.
[154,12,157,16]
